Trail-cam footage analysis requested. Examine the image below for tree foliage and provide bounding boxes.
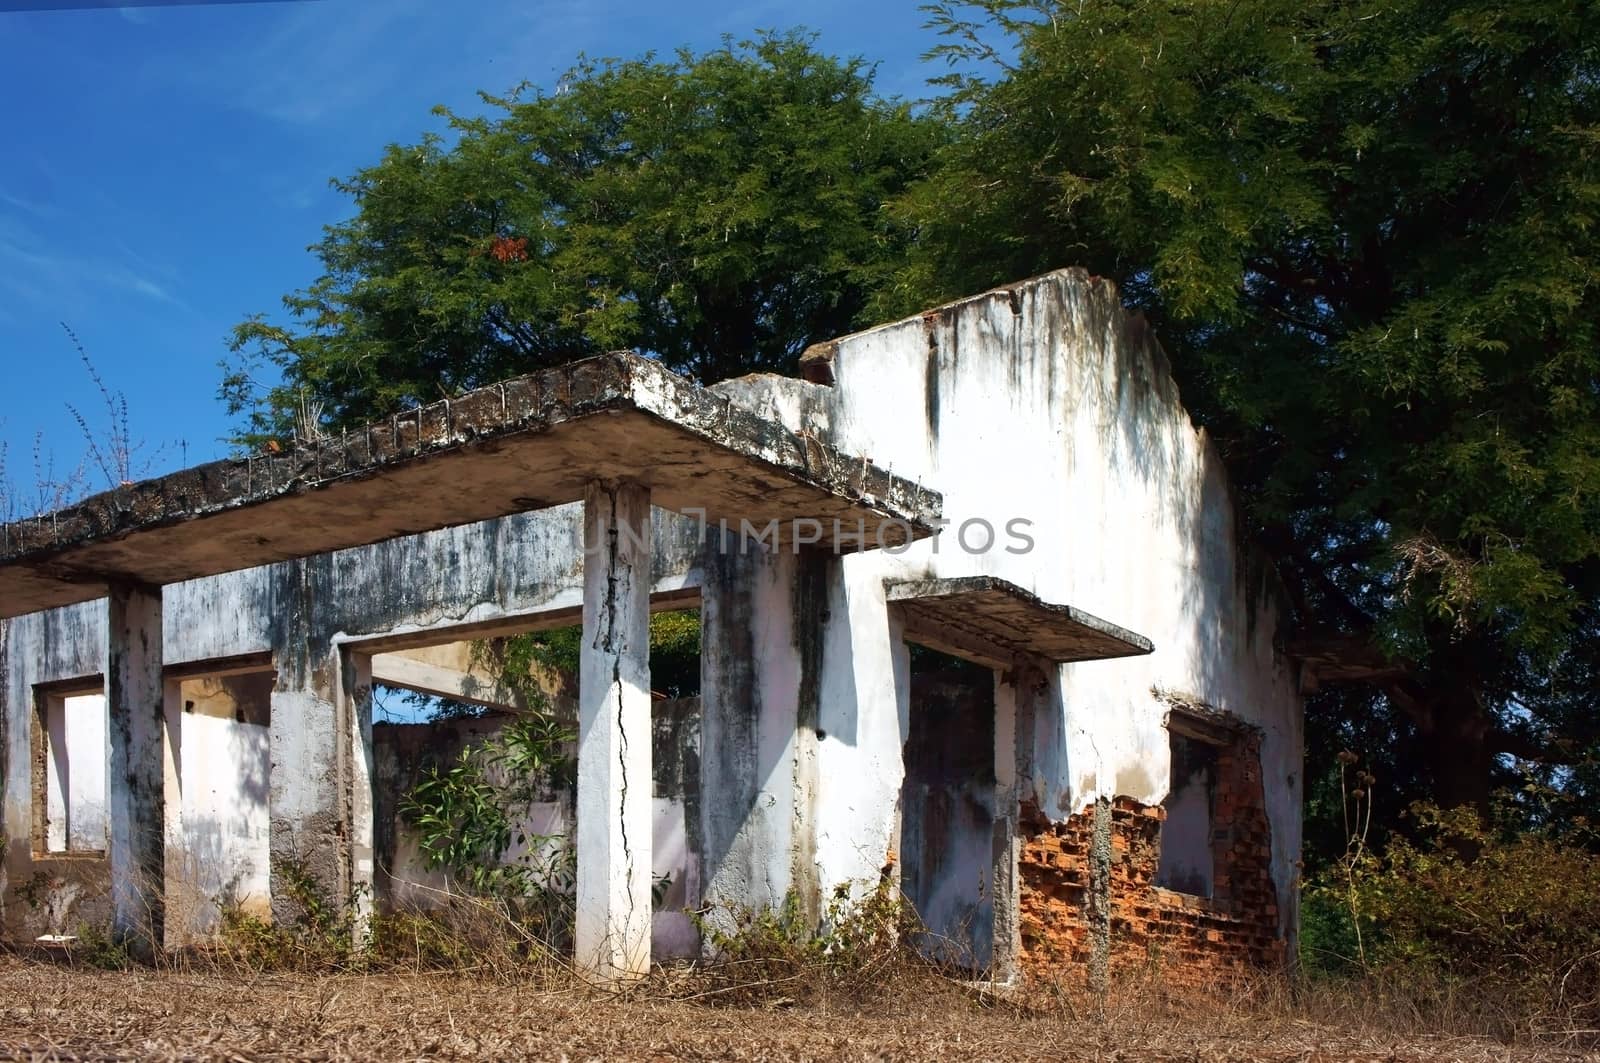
[400,713,576,907]
[223,33,938,445]
[895,0,1600,812]
[1303,790,1600,1034]
[226,4,1600,824]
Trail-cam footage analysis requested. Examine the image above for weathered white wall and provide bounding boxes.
[698,539,810,927]
[3,600,106,855]
[1,601,110,936]
[157,503,701,667]
[2,504,702,938]
[45,693,108,853]
[0,268,1301,952]
[744,270,1302,939]
[168,674,272,937]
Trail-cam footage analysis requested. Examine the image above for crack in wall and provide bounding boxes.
[600,486,638,942]
[615,660,635,932]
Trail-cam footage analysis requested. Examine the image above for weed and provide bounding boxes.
[72,924,131,971]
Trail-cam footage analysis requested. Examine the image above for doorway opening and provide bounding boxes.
[361,606,704,960]
[899,643,997,973]
[166,666,274,944]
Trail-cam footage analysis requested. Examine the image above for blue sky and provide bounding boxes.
[0,0,940,506]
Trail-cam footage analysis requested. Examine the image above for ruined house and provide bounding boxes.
[0,269,1302,984]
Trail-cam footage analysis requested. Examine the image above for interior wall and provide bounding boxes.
[45,692,108,853]
[169,672,272,938]
[1155,733,1217,897]
[370,695,703,962]
[899,655,996,971]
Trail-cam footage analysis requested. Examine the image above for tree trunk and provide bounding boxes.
[1419,695,1494,814]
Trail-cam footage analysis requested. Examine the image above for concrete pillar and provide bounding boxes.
[161,677,184,949]
[990,670,1022,983]
[105,581,165,955]
[697,536,810,942]
[345,652,375,937]
[268,556,352,924]
[575,481,653,980]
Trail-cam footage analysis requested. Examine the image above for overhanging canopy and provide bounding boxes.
[886,576,1152,668]
[0,353,941,619]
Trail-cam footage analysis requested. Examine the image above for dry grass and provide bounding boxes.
[0,954,1591,1062]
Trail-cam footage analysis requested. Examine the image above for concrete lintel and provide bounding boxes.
[105,581,165,954]
[886,577,1153,665]
[0,353,943,619]
[575,480,653,980]
[339,582,700,658]
[370,643,527,712]
[161,652,275,682]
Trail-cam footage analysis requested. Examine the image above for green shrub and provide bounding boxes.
[72,924,132,970]
[690,878,922,1005]
[398,711,577,947]
[1305,795,1600,1035]
[216,859,357,970]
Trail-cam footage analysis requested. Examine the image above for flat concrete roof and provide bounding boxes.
[0,353,941,620]
[886,577,1152,667]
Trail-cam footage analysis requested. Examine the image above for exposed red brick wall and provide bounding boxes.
[1018,731,1284,987]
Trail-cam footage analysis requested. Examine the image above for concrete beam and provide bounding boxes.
[0,353,942,619]
[105,582,165,955]
[370,643,528,712]
[575,481,653,980]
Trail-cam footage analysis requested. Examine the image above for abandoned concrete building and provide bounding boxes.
[0,269,1302,984]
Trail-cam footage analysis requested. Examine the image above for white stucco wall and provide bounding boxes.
[0,268,1301,949]
[45,692,108,853]
[167,674,272,936]
[787,270,1302,934]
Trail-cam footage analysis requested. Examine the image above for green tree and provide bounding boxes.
[895,0,1600,813]
[223,32,938,445]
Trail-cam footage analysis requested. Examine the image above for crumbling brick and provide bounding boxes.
[1017,733,1284,988]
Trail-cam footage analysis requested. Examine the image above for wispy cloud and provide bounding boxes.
[173,0,433,126]
[0,184,58,219]
[171,0,632,131]
[0,208,187,314]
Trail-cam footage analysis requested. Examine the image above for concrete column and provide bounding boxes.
[575,481,653,980]
[160,677,184,949]
[990,670,1022,983]
[345,651,375,937]
[268,556,350,923]
[105,581,165,955]
[697,536,809,943]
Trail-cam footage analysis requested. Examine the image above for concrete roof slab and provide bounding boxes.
[0,353,941,620]
[886,576,1152,668]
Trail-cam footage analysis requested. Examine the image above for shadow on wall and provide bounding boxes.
[1015,273,1283,816]
[370,697,704,961]
[699,538,816,924]
[169,672,273,940]
[899,649,997,973]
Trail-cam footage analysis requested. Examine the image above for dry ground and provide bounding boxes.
[0,956,1590,1062]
